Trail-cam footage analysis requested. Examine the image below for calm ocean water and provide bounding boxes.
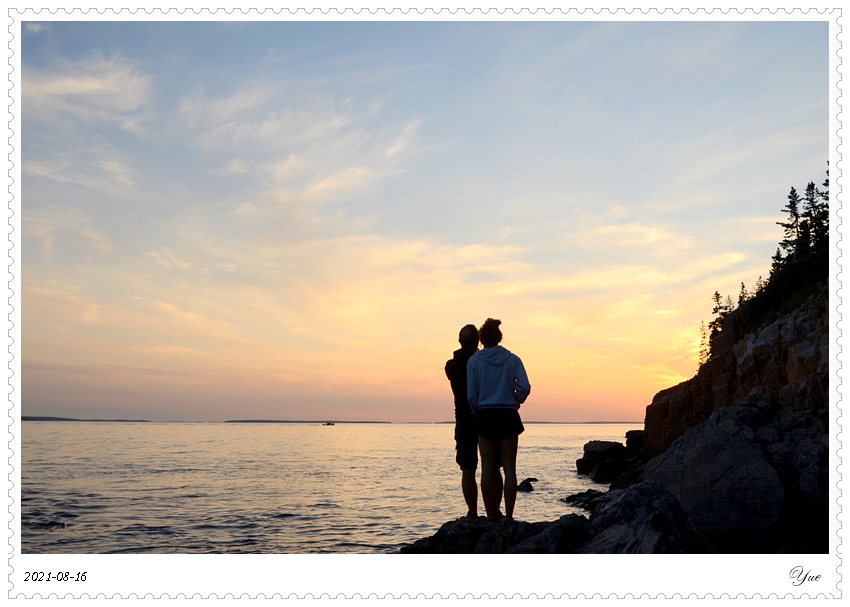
[21,421,636,554]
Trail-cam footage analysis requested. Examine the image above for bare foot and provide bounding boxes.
[486,511,505,522]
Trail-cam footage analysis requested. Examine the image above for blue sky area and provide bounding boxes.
[21,19,829,422]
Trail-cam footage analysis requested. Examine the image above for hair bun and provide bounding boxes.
[479,318,503,346]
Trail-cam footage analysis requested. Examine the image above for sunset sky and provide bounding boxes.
[20,19,829,422]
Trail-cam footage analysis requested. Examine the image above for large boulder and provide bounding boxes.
[576,440,626,475]
[624,429,645,457]
[640,404,785,552]
[588,458,627,483]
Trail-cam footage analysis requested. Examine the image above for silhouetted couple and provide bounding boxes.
[445,319,530,521]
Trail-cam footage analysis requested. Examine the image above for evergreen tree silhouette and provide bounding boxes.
[697,164,829,370]
[770,247,785,277]
[777,186,802,259]
[698,320,709,368]
[805,167,829,252]
[738,282,749,305]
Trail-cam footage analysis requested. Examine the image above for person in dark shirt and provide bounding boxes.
[445,324,501,519]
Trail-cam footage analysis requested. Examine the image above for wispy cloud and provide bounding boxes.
[184,90,354,153]
[153,301,232,333]
[575,221,693,252]
[24,23,46,34]
[23,283,101,325]
[24,141,136,194]
[177,85,274,129]
[23,54,151,131]
[144,248,194,271]
[23,205,112,261]
[385,119,421,158]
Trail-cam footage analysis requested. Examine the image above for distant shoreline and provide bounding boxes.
[22,416,151,423]
[23,416,640,425]
[223,419,391,424]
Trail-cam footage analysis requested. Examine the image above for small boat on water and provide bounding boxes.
[323,421,335,426]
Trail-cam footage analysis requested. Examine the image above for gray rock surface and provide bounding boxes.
[575,481,711,554]
[639,404,785,550]
[399,515,591,554]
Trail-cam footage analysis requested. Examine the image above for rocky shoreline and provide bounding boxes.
[401,286,829,554]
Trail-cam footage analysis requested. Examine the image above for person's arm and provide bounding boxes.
[513,357,531,405]
[466,358,479,414]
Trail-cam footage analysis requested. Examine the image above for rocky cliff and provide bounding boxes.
[624,282,830,552]
[644,285,828,457]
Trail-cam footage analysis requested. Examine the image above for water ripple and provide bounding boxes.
[21,421,633,553]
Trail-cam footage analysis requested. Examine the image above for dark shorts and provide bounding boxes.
[455,420,503,470]
[476,408,524,441]
[455,421,479,470]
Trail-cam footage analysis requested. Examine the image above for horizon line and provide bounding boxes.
[23,415,643,425]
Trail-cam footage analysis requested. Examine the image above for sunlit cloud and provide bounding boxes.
[153,301,232,333]
[23,284,101,325]
[576,221,693,251]
[144,249,194,271]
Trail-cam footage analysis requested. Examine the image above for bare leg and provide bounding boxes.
[461,468,478,517]
[478,435,503,521]
[495,464,503,511]
[500,436,519,520]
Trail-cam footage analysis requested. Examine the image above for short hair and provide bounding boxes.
[479,318,502,347]
[458,324,479,348]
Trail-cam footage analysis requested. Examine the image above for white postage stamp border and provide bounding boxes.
[6,2,843,600]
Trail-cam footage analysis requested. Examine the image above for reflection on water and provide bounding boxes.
[21,421,636,553]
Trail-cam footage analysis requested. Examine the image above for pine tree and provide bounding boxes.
[708,291,733,335]
[818,162,829,204]
[805,166,830,253]
[802,180,828,253]
[770,247,785,277]
[697,164,828,374]
[777,186,802,258]
[698,320,709,367]
[738,282,749,305]
[708,292,721,334]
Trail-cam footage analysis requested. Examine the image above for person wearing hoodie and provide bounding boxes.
[466,318,530,521]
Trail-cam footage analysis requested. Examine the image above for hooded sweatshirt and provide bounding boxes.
[466,345,530,414]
